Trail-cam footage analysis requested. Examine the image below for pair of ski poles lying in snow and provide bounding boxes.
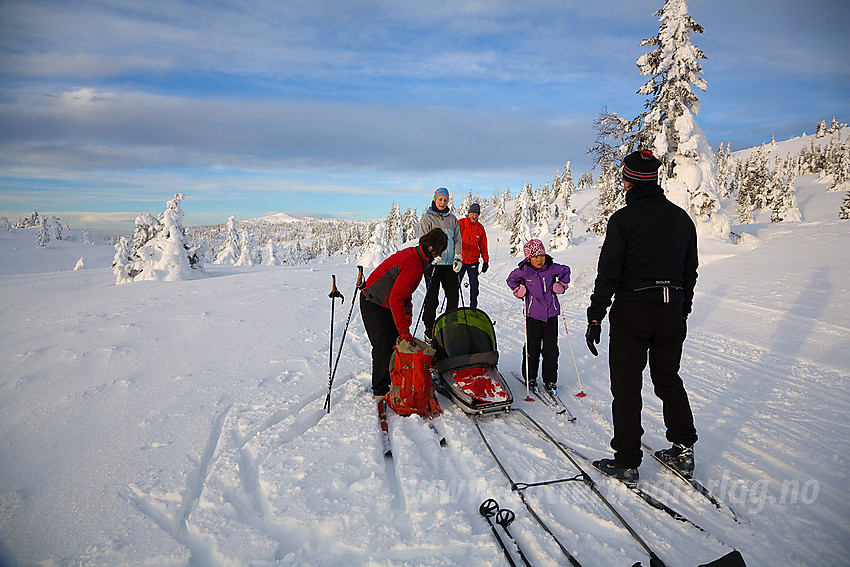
[479,498,533,567]
[323,266,365,413]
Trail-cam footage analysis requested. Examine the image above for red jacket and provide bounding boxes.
[458,216,489,264]
[361,245,430,335]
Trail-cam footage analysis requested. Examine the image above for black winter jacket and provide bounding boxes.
[588,182,698,323]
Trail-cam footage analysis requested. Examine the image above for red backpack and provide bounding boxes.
[384,337,442,418]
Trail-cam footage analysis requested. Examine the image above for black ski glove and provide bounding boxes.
[481,261,489,273]
[585,321,601,356]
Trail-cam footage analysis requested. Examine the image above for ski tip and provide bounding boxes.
[439,438,448,447]
[568,416,577,422]
[384,449,393,458]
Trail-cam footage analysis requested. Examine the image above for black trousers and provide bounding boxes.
[608,300,698,468]
[359,294,397,395]
[423,264,459,330]
[457,261,480,309]
[521,316,559,385]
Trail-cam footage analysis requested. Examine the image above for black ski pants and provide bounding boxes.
[521,316,559,386]
[457,261,480,309]
[423,264,459,331]
[608,299,698,468]
[360,294,398,396]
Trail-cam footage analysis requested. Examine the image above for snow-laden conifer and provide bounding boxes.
[636,0,730,238]
[132,193,204,282]
[214,216,240,264]
[509,183,534,256]
[36,216,49,248]
[840,192,850,220]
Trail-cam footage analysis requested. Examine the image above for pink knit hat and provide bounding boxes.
[523,239,545,260]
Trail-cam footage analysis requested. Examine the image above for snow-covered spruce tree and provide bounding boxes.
[509,183,534,256]
[589,160,627,236]
[827,137,850,192]
[577,171,593,190]
[132,213,161,250]
[636,0,730,238]
[384,203,403,251]
[715,142,735,198]
[49,216,63,241]
[840,192,850,220]
[551,163,576,250]
[769,156,801,223]
[0,217,11,231]
[36,216,49,248]
[495,187,511,229]
[214,216,240,264]
[262,239,279,266]
[402,207,419,243]
[234,228,256,266]
[587,107,633,235]
[112,237,136,283]
[15,210,40,229]
[534,184,552,244]
[133,193,204,282]
[736,144,770,224]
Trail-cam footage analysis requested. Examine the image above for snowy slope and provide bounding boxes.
[1,175,849,567]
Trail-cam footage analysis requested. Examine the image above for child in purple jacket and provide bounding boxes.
[506,239,571,394]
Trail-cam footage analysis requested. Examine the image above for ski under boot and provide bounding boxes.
[655,443,695,477]
[592,458,639,487]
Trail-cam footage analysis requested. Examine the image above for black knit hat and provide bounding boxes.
[623,149,662,183]
[468,203,481,215]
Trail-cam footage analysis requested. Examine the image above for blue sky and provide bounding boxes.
[1,0,848,234]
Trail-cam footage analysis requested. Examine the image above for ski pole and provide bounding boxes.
[521,288,533,402]
[560,314,586,398]
[496,508,533,567]
[327,275,344,387]
[413,268,439,337]
[324,266,365,413]
[479,499,517,567]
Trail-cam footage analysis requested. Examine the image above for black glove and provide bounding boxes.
[585,321,601,356]
[481,261,489,273]
[682,317,688,342]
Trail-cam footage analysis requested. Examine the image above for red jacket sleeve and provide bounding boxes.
[387,256,423,335]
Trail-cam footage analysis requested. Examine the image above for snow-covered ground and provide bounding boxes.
[1,175,848,567]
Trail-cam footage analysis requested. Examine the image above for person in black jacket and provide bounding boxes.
[586,149,699,486]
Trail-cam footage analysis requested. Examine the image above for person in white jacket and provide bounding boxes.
[418,187,462,341]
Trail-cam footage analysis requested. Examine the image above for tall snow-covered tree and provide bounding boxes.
[509,183,534,256]
[36,216,49,248]
[637,0,730,238]
[112,237,135,283]
[384,203,403,251]
[234,228,256,266]
[402,207,419,243]
[588,107,631,235]
[133,193,204,282]
[495,188,511,228]
[736,144,770,224]
[769,156,801,223]
[214,216,241,264]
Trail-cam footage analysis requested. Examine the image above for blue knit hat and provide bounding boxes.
[434,187,450,198]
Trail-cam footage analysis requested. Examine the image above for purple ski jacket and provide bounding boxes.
[506,255,571,322]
